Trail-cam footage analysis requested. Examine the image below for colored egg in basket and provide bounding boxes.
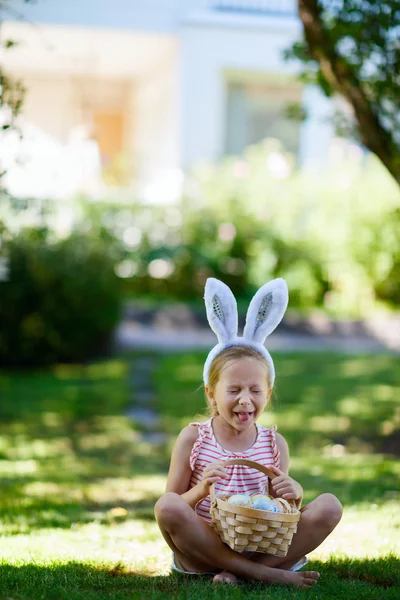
[251,498,281,512]
[226,493,251,507]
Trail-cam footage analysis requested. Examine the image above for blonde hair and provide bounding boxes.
[205,345,272,417]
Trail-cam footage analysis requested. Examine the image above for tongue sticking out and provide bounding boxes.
[237,413,250,422]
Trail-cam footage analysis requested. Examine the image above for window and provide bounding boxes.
[224,80,301,157]
[93,110,130,186]
[93,111,124,166]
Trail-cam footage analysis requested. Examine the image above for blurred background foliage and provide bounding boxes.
[1,139,400,365]
[72,142,400,314]
[0,226,121,367]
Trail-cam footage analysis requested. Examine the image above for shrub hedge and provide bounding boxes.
[0,228,121,367]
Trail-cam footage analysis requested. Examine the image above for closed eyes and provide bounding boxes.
[228,389,261,394]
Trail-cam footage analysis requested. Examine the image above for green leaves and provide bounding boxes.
[0,229,122,366]
[291,1,400,182]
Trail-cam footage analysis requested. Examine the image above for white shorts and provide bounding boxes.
[171,552,308,575]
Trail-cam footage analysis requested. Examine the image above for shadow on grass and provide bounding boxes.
[0,451,165,533]
[1,352,399,537]
[0,556,399,600]
[0,490,160,534]
[0,425,398,534]
[1,461,396,535]
[155,351,400,457]
[0,356,170,534]
[292,465,400,506]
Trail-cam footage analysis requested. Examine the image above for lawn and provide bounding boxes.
[0,351,399,599]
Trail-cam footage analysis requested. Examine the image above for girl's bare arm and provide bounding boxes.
[271,432,303,507]
[275,432,290,474]
[166,426,207,509]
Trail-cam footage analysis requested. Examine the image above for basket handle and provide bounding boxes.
[209,458,295,508]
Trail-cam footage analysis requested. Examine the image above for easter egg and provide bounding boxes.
[250,494,266,502]
[251,493,272,502]
[251,498,281,512]
[227,494,251,507]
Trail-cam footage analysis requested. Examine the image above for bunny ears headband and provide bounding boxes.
[203,277,289,387]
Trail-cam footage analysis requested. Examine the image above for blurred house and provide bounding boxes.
[1,0,335,201]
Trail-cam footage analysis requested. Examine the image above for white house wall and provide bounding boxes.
[2,1,337,196]
[180,11,336,169]
[298,86,335,170]
[180,16,300,167]
[133,47,181,199]
[21,75,77,144]
[1,18,179,198]
[9,0,203,33]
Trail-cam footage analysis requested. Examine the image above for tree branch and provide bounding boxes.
[297,0,400,183]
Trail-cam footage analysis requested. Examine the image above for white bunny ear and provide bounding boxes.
[243,278,288,344]
[204,278,238,344]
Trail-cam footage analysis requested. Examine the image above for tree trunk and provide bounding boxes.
[297,0,400,187]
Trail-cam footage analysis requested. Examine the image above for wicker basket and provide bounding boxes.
[210,458,301,556]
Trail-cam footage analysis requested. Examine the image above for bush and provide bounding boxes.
[0,227,121,367]
[4,138,400,318]
[107,145,400,315]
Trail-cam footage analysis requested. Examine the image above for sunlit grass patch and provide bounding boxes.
[0,527,398,599]
[155,351,400,452]
[0,351,399,599]
[300,500,400,561]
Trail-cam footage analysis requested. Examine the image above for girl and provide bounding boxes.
[155,278,343,588]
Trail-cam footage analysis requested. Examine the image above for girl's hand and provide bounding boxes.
[268,465,303,502]
[201,460,227,493]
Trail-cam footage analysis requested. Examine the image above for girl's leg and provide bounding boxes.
[214,493,343,584]
[154,492,320,588]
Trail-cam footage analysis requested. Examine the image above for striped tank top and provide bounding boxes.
[189,417,280,524]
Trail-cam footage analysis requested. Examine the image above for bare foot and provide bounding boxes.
[275,569,320,588]
[213,570,239,585]
[213,568,319,589]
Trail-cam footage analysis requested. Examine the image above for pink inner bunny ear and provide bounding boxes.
[253,292,274,335]
[243,278,288,344]
[211,294,226,325]
[204,278,238,344]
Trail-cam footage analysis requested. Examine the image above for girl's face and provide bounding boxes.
[206,357,271,431]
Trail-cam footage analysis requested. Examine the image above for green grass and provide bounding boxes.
[0,351,399,599]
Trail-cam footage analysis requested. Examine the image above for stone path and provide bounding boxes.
[125,355,167,445]
[118,309,399,442]
[118,304,400,354]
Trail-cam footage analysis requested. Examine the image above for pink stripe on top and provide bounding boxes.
[189,417,280,524]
